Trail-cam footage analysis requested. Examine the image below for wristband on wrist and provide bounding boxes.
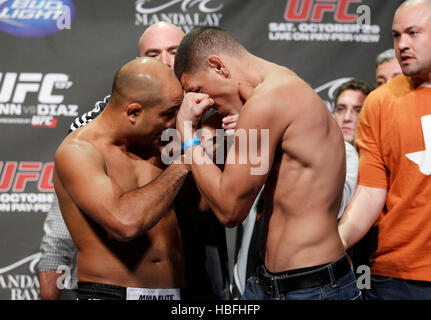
[182,138,201,151]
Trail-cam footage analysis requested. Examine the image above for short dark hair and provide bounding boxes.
[174,27,244,80]
[333,79,375,104]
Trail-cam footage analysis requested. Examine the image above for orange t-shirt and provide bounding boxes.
[355,74,431,281]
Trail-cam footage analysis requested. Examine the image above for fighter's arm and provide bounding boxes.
[177,93,283,227]
[54,141,189,241]
[176,112,238,214]
[338,185,387,249]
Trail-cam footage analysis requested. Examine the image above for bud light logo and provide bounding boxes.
[0,0,75,37]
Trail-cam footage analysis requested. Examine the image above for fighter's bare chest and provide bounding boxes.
[102,149,164,192]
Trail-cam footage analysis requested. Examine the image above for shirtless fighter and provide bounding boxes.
[53,57,205,300]
[174,27,361,300]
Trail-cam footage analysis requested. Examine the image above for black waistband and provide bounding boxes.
[256,254,352,297]
[265,261,329,277]
[78,282,126,300]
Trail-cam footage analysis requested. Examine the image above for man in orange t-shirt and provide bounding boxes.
[339,0,431,299]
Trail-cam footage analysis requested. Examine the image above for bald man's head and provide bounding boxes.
[138,22,185,69]
[398,0,431,10]
[110,57,175,108]
[393,0,431,80]
[108,57,184,143]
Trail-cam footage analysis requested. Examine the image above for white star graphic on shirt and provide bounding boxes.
[405,115,431,175]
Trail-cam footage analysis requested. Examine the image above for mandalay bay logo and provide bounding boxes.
[0,253,40,300]
[135,0,224,33]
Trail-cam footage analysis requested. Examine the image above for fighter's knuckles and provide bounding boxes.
[181,95,199,109]
[192,92,210,103]
[198,97,214,108]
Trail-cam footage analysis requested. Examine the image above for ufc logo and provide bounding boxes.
[0,72,72,104]
[31,115,58,128]
[0,161,54,192]
[284,0,361,22]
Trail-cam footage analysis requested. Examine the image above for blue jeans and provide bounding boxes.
[241,254,361,300]
[363,275,431,300]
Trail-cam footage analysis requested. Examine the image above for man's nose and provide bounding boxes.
[344,109,354,122]
[159,51,174,69]
[397,34,410,53]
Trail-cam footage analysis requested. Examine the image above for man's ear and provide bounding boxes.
[207,55,230,78]
[126,102,143,125]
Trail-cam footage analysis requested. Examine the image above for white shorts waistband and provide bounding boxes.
[126,287,181,300]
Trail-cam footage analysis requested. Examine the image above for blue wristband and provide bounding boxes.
[182,138,201,151]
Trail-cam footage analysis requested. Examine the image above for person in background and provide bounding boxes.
[333,79,374,144]
[332,79,374,219]
[332,80,374,274]
[38,194,78,299]
[339,0,431,299]
[375,49,402,87]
